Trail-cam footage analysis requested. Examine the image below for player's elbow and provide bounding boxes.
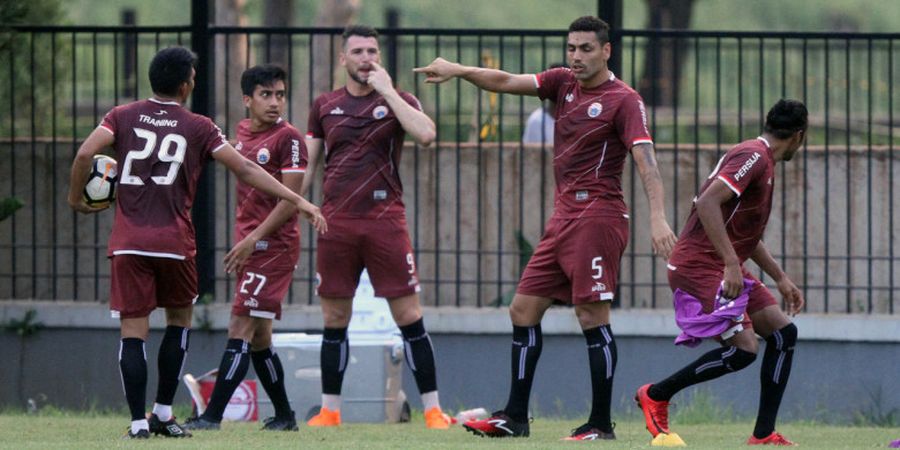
[417,130,436,148]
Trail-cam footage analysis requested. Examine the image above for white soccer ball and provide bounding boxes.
[83,154,118,207]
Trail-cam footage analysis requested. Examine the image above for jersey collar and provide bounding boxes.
[149,97,181,106]
[756,136,771,149]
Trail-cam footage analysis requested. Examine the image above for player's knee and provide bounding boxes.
[770,322,798,350]
[724,347,757,371]
[322,306,352,328]
[250,331,272,351]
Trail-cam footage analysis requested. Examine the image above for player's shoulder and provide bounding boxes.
[609,76,641,98]
[314,88,345,104]
[273,119,304,142]
[729,138,768,158]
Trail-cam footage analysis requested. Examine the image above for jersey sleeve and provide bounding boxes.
[715,147,767,197]
[201,117,228,157]
[99,107,118,135]
[614,91,653,149]
[279,128,308,174]
[535,67,571,101]
[399,91,424,111]
[306,96,325,139]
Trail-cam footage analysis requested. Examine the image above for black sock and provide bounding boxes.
[202,339,250,422]
[584,325,617,433]
[753,323,797,439]
[649,346,757,402]
[155,325,190,406]
[503,324,542,423]
[119,338,148,421]
[399,318,438,394]
[321,327,349,396]
[252,347,292,418]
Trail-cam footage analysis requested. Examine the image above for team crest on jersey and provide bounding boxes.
[235,141,243,151]
[373,105,389,119]
[565,93,575,103]
[588,102,603,118]
[257,148,270,164]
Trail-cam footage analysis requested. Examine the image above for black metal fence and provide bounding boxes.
[1,25,897,314]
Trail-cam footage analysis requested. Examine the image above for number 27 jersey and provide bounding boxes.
[99,98,227,259]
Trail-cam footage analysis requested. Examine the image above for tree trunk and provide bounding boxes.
[215,0,249,128]
[637,0,695,107]
[312,0,361,96]
[263,0,294,66]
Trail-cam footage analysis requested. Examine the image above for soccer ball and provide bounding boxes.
[83,154,118,207]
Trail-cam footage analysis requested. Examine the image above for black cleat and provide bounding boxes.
[123,428,150,440]
[462,410,530,438]
[261,411,299,431]
[148,414,192,437]
[563,422,616,441]
[182,415,221,431]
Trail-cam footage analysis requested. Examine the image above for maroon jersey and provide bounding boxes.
[100,98,227,259]
[668,137,776,271]
[234,118,307,268]
[306,87,422,219]
[535,68,653,219]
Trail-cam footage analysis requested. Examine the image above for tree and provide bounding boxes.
[637,0,696,107]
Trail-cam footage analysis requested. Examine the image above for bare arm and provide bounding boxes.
[67,128,114,214]
[750,240,804,315]
[694,179,743,298]
[414,57,538,96]
[368,62,436,147]
[214,145,326,233]
[631,143,677,260]
[224,171,305,274]
[300,138,323,197]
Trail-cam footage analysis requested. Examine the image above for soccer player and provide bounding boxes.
[415,16,677,440]
[182,65,308,432]
[635,99,807,446]
[67,47,325,439]
[301,25,452,430]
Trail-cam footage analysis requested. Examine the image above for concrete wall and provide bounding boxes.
[1,301,898,423]
[2,141,899,312]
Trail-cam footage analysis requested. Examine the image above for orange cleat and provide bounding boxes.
[636,384,671,438]
[306,407,341,427]
[424,407,454,429]
[747,431,796,446]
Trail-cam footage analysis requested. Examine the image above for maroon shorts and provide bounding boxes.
[516,215,629,305]
[316,217,420,299]
[110,254,198,319]
[667,264,777,330]
[231,264,295,320]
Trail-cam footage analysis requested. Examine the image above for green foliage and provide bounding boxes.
[852,386,900,427]
[671,388,740,425]
[3,309,43,338]
[0,0,69,138]
[0,197,23,222]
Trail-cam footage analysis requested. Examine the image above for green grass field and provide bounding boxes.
[0,413,896,449]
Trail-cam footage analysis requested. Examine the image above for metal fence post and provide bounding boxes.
[191,0,217,301]
[598,0,623,74]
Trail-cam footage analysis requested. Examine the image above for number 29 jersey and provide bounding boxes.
[99,98,228,259]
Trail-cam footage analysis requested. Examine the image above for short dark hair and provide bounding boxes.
[342,24,379,45]
[240,64,287,96]
[568,16,610,45]
[764,99,808,139]
[148,47,197,97]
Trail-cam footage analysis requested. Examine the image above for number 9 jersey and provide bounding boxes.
[98,98,227,260]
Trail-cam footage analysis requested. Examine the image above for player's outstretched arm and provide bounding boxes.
[367,62,435,147]
[214,144,326,234]
[695,179,743,298]
[300,138,323,197]
[632,143,677,260]
[67,127,114,214]
[750,241,804,315]
[224,171,306,274]
[414,57,538,96]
